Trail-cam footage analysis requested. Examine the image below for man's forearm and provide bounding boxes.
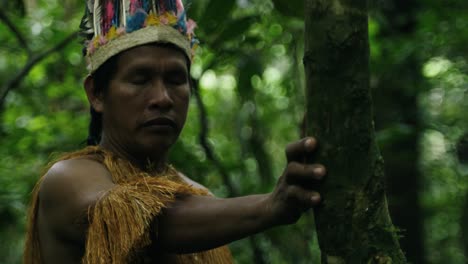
[157,194,273,254]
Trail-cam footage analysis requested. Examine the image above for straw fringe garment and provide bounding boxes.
[24,146,233,263]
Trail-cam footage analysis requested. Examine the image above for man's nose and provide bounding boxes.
[147,79,174,110]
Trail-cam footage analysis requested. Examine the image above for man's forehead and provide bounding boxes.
[117,44,189,70]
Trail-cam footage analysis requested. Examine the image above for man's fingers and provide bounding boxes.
[285,137,317,162]
[285,162,326,186]
[286,185,321,209]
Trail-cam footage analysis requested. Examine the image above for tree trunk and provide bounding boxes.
[304,0,407,263]
[458,134,468,257]
[371,1,425,262]
[462,194,468,259]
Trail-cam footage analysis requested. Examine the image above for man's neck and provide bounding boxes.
[99,136,168,174]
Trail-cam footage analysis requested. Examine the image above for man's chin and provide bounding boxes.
[136,137,177,156]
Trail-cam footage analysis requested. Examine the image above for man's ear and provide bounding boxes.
[84,75,104,113]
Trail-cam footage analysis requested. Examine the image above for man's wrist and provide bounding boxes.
[256,193,279,230]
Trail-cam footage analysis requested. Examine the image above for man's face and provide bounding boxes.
[100,44,190,158]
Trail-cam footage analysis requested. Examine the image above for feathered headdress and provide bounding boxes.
[80,0,198,73]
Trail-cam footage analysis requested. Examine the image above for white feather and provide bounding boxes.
[87,0,95,13]
[151,0,157,14]
[122,0,129,27]
[93,0,102,36]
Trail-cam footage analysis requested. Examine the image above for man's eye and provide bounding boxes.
[166,72,187,85]
[130,76,150,85]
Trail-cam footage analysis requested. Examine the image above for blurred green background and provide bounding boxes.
[1,0,467,263]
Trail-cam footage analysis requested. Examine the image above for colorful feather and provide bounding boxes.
[186,18,196,35]
[165,0,176,13]
[126,9,147,32]
[79,4,95,39]
[175,0,184,15]
[105,1,114,22]
[84,0,199,57]
[129,0,141,14]
[107,26,118,40]
[177,11,186,33]
[145,13,160,26]
[142,0,149,12]
[112,0,120,26]
[93,0,102,35]
[158,0,166,13]
[122,0,129,27]
[148,0,156,14]
[172,0,177,12]
[87,0,95,15]
[103,0,114,33]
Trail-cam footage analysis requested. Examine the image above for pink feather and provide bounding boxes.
[106,1,114,22]
[186,19,197,35]
[99,35,108,45]
[176,0,184,14]
[106,1,114,20]
[103,0,115,32]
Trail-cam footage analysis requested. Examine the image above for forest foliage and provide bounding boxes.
[1,0,467,263]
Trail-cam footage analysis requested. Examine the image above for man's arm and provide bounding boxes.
[38,137,324,258]
[157,137,325,253]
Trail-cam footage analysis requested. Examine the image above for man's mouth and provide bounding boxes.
[142,117,177,131]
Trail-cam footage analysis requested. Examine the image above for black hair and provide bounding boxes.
[86,55,118,146]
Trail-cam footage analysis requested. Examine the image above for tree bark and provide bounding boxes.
[304,0,407,263]
[371,1,425,262]
[462,194,468,259]
[458,134,468,257]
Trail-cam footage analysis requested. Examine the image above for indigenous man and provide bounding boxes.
[24,0,326,263]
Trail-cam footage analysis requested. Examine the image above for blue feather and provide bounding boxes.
[165,0,176,13]
[177,11,187,33]
[126,9,147,32]
[143,0,149,12]
[112,0,120,25]
[190,37,199,47]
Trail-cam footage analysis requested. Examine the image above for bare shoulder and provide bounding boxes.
[177,172,212,195]
[36,158,116,262]
[40,158,114,209]
[38,158,115,239]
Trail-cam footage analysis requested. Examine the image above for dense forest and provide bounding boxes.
[1,0,467,263]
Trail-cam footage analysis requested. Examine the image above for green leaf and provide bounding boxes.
[3,0,26,16]
[237,54,263,99]
[198,0,237,32]
[272,0,304,18]
[211,16,258,48]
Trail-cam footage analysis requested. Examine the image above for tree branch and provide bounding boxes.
[0,9,30,54]
[191,65,274,262]
[192,77,267,264]
[192,78,239,196]
[0,31,79,110]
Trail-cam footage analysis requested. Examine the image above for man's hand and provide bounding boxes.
[266,137,326,225]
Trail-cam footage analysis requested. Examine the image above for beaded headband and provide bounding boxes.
[80,0,198,73]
